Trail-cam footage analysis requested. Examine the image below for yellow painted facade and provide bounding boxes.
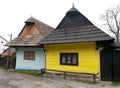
[45,42,100,74]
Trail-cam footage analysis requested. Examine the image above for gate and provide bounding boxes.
[100,48,113,81]
[100,48,120,82]
[113,50,120,81]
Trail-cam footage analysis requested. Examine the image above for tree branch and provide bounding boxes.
[101,4,120,42]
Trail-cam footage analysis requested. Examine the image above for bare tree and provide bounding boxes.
[101,4,120,42]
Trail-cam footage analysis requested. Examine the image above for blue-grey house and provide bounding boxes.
[8,17,54,70]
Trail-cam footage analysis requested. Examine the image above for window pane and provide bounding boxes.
[61,55,66,64]
[72,54,77,64]
[67,54,71,64]
[24,51,35,60]
[60,53,78,65]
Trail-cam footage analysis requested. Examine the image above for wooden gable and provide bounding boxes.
[20,24,40,37]
[8,17,54,46]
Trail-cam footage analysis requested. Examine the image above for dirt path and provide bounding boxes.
[0,70,119,88]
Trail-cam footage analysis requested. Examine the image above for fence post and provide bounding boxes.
[93,74,96,83]
[64,72,66,79]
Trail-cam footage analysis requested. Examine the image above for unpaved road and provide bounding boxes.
[0,69,119,88]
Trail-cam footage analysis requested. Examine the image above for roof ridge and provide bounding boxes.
[25,16,54,29]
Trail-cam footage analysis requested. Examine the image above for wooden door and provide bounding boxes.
[113,50,120,82]
[100,49,113,81]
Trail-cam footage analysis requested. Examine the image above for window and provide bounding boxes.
[24,51,35,60]
[60,53,78,66]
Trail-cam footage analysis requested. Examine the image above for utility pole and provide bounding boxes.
[6,33,12,68]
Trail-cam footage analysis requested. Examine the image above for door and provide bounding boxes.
[100,49,113,81]
[113,50,120,82]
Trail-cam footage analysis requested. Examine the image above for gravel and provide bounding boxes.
[0,69,119,88]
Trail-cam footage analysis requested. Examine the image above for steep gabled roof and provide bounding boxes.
[40,6,114,44]
[56,6,93,29]
[19,17,54,36]
[8,17,54,46]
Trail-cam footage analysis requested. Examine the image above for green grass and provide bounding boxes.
[112,82,120,86]
[0,67,42,76]
[0,68,54,78]
[0,67,8,70]
[9,70,54,79]
[9,70,43,77]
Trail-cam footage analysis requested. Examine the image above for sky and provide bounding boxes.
[0,0,120,41]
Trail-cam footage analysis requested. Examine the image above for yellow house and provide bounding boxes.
[40,5,114,74]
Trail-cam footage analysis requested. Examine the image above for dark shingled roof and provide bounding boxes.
[8,17,54,46]
[40,6,114,44]
[57,6,93,29]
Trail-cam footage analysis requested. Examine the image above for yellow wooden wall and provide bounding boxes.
[45,42,100,74]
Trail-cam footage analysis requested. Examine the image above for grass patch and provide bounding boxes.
[0,68,53,78]
[8,70,43,77]
[0,67,43,77]
[112,82,120,86]
[0,67,8,70]
[9,70,54,79]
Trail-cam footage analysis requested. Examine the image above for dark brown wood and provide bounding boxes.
[100,48,113,81]
[113,50,120,82]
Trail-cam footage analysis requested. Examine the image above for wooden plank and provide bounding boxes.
[46,69,98,83]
